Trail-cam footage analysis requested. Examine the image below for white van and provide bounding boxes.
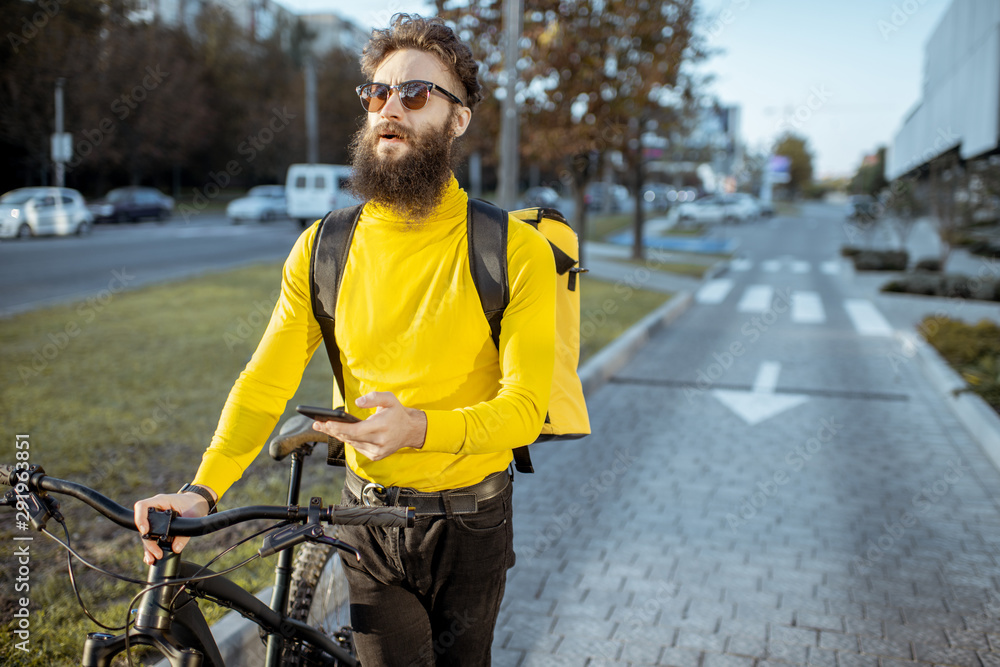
[285,164,361,228]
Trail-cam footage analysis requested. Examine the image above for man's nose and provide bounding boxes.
[379,90,407,120]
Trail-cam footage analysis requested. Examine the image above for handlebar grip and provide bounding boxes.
[331,506,415,528]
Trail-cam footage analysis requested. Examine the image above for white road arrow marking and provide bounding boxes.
[713,361,809,426]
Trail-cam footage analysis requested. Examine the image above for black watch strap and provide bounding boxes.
[178,483,218,514]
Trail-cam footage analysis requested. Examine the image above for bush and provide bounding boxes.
[967,240,1000,259]
[852,250,908,271]
[880,274,1000,301]
[915,258,941,272]
[921,317,1000,414]
[840,246,862,257]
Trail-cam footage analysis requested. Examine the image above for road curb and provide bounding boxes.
[579,291,694,396]
[898,330,1000,472]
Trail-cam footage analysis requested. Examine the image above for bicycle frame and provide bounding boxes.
[75,449,357,667]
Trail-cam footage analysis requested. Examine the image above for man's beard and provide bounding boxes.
[348,110,461,221]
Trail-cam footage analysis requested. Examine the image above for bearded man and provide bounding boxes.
[135,14,556,666]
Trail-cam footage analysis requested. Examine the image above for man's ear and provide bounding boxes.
[452,107,473,137]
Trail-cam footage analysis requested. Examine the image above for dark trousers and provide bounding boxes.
[338,478,515,667]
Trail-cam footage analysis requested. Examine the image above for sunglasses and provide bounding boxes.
[356,80,465,113]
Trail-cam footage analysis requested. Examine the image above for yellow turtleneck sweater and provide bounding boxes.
[193,177,555,495]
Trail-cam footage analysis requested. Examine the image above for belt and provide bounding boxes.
[344,468,511,517]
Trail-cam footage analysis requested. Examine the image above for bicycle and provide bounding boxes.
[1,414,408,667]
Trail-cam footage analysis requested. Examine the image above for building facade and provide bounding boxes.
[888,0,1000,180]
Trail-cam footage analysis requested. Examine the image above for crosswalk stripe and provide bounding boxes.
[791,261,811,274]
[820,260,840,275]
[762,260,781,272]
[844,299,894,336]
[791,291,825,324]
[737,285,774,313]
[695,279,735,304]
[730,258,753,272]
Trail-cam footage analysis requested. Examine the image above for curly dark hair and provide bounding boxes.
[360,14,483,112]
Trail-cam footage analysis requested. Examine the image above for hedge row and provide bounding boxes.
[841,247,909,271]
[882,274,1000,302]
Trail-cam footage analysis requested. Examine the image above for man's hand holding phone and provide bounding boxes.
[303,393,427,462]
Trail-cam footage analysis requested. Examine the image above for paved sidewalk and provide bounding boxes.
[492,238,1000,666]
[493,339,1000,666]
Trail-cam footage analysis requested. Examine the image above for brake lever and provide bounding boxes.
[259,522,325,559]
[315,535,362,563]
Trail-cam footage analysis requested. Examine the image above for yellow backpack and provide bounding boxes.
[310,200,591,473]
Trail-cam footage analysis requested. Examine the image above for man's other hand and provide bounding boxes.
[311,391,427,462]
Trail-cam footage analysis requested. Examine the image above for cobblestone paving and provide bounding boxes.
[492,324,1000,666]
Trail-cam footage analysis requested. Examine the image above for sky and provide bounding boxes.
[281,0,952,179]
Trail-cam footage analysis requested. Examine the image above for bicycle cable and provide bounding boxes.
[167,520,292,610]
[45,513,291,666]
[54,519,133,631]
[120,551,265,667]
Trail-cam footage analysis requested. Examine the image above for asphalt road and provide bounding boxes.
[0,214,306,317]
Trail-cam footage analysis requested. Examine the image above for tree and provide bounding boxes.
[926,149,964,270]
[884,177,926,253]
[437,0,705,264]
[849,146,888,196]
[773,132,813,198]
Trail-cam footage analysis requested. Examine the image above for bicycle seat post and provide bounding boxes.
[135,539,183,631]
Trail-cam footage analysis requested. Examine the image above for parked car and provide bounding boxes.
[226,185,287,223]
[0,187,93,239]
[522,186,561,209]
[88,186,174,223]
[286,164,360,228]
[585,182,630,212]
[642,183,673,211]
[723,193,761,221]
[676,194,754,225]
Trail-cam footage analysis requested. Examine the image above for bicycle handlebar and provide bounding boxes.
[1,464,415,535]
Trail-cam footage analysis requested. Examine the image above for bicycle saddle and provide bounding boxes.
[268,414,329,461]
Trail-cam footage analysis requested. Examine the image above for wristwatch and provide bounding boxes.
[178,483,218,514]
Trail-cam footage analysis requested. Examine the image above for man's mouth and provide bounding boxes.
[378,130,405,143]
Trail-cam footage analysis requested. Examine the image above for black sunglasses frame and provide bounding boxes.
[356,80,465,112]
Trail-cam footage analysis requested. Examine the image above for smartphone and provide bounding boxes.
[295,405,362,424]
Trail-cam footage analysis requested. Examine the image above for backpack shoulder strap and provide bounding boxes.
[467,199,534,474]
[467,199,509,349]
[310,204,364,466]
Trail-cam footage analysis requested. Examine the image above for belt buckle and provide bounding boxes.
[361,482,388,507]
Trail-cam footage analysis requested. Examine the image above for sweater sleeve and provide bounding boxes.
[420,218,556,455]
[192,224,325,498]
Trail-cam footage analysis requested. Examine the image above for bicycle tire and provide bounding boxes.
[280,540,355,667]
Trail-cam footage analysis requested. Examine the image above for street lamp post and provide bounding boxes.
[497,0,522,210]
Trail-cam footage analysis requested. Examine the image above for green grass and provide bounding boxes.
[0,263,341,666]
[0,264,671,665]
[612,259,712,279]
[579,277,673,362]
[585,213,632,242]
[921,316,1000,414]
[774,201,802,217]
